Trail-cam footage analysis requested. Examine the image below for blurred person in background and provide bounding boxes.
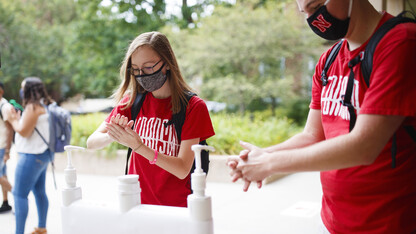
[0,81,14,213]
[6,77,54,234]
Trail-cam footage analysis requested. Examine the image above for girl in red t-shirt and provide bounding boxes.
[87,31,215,207]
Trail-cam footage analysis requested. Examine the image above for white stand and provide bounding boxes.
[61,144,216,234]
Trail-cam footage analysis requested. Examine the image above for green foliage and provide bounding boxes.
[0,0,77,101]
[164,1,323,114]
[209,112,302,155]
[284,97,310,125]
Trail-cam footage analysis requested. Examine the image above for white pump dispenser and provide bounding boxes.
[62,145,85,206]
[61,144,215,234]
[188,144,215,234]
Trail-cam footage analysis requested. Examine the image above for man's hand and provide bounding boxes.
[226,141,265,192]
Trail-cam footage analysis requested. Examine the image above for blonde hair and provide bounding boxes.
[114,31,192,114]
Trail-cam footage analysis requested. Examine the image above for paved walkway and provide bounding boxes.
[1,152,323,234]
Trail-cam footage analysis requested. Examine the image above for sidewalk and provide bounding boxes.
[1,151,323,234]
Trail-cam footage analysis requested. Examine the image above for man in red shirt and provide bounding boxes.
[228,0,416,233]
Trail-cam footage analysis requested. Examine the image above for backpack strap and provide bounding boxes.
[361,11,416,86]
[164,91,196,142]
[321,39,344,86]
[341,52,364,131]
[164,92,210,174]
[0,102,5,120]
[125,92,147,175]
[35,127,49,147]
[192,140,210,174]
[390,126,416,169]
[404,126,416,142]
[34,105,57,190]
[390,133,397,168]
[35,104,51,148]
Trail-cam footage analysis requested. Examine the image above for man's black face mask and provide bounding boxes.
[306,0,352,41]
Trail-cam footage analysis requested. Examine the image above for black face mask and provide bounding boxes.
[135,63,167,92]
[307,0,352,40]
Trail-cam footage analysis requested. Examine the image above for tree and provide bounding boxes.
[164,0,324,114]
[0,0,76,102]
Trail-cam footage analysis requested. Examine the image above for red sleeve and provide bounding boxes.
[105,96,132,123]
[360,22,416,117]
[181,96,215,141]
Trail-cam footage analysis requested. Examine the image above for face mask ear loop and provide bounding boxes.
[348,0,353,17]
[324,0,330,5]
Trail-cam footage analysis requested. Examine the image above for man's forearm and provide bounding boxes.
[264,131,323,153]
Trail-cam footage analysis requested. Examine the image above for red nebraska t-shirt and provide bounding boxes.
[310,13,416,233]
[106,93,215,207]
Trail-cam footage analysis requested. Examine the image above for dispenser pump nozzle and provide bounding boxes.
[64,145,85,169]
[191,145,215,174]
[63,145,85,188]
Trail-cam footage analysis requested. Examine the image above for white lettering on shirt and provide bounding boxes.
[321,75,360,119]
[134,117,180,156]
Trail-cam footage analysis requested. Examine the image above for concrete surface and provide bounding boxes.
[0,149,323,234]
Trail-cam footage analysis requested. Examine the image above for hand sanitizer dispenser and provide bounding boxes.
[61,145,84,206]
[61,144,216,234]
[188,144,215,234]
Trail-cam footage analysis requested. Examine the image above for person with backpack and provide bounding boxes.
[87,31,215,207]
[5,77,54,234]
[0,82,14,213]
[227,0,416,233]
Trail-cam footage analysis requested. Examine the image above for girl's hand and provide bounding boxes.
[110,114,129,127]
[106,114,142,149]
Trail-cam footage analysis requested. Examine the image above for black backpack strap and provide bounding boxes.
[390,126,416,169]
[362,11,416,86]
[321,40,344,86]
[35,125,57,189]
[164,91,196,142]
[164,92,210,174]
[403,126,416,142]
[191,140,210,174]
[341,52,364,131]
[125,92,147,175]
[35,127,49,147]
[390,133,397,168]
[0,102,4,120]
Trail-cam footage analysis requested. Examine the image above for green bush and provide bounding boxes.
[70,111,302,156]
[284,97,310,126]
[208,112,302,155]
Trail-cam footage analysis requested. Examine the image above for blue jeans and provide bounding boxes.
[0,148,6,177]
[12,149,53,234]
